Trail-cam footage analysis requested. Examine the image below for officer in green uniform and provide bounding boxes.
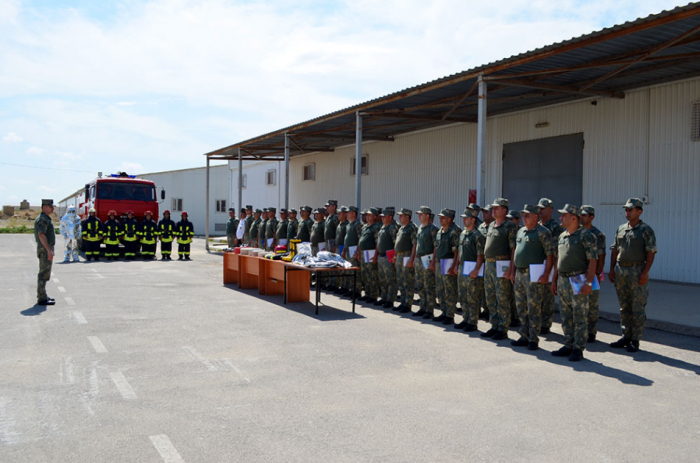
[342,206,363,298]
[481,198,517,340]
[580,205,606,342]
[286,209,298,242]
[376,207,399,309]
[259,209,269,249]
[609,198,657,353]
[357,207,381,303]
[310,208,326,256]
[296,206,313,242]
[551,204,598,362]
[394,208,418,313]
[476,204,494,320]
[432,208,461,325]
[264,207,278,251]
[226,208,238,248]
[275,208,288,250]
[34,199,56,305]
[538,198,564,334]
[510,205,555,350]
[243,205,254,246]
[411,206,439,318]
[249,209,262,248]
[451,207,485,332]
[334,206,350,294]
[324,200,340,291]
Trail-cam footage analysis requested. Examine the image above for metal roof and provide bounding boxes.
[206,3,700,161]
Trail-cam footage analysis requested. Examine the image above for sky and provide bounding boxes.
[0,0,686,206]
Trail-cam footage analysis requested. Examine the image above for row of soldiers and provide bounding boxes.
[230,197,656,361]
[81,208,195,261]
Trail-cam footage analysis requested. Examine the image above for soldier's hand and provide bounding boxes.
[406,259,414,268]
[469,269,478,278]
[639,271,649,285]
[509,273,515,284]
[371,255,378,264]
[551,281,558,296]
[580,284,593,295]
[538,275,548,285]
[47,249,54,261]
[428,260,435,272]
[609,270,616,284]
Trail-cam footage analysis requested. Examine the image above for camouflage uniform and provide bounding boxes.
[264,210,279,251]
[34,207,55,303]
[415,215,439,314]
[249,211,262,248]
[310,209,326,255]
[557,226,598,352]
[540,216,564,330]
[484,210,518,333]
[286,214,299,242]
[513,221,555,343]
[395,215,418,308]
[242,208,254,246]
[343,212,363,294]
[275,211,288,248]
[434,213,461,318]
[611,218,657,341]
[456,221,485,325]
[359,211,381,299]
[377,213,399,303]
[335,211,349,289]
[586,224,606,336]
[296,211,314,243]
[323,202,340,286]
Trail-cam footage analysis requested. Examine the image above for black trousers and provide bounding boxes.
[161,240,173,256]
[141,242,156,258]
[178,242,191,256]
[105,242,119,258]
[124,239,139,257]
[85,240,101,258]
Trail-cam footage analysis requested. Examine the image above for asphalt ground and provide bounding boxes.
[2,234,700,462]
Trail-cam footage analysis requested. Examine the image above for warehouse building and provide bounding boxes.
[207,4,700,283]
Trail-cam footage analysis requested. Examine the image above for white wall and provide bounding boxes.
[228,160,284,213]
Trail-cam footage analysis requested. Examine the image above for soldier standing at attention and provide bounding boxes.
[609,198,657,353]
[236,210,246,245]
[334,206,350,295]
[226,208,238,248]
[431,209,461,325]
[310,208,326,256]
[376,207,399,309]
[394,208,418,313]
[506,209,523,328]
[411,206,439,318]
[82,207,103,261]
[551,204,597,362]
[34,199,56,306]
[275,208,288,250]
[243,205,254,246]
[342,206,363,298]
[121,210,139,260]
[477,204,494,320]
[103,210,122,260]
[139,210,158,260]
[481,198,517,340]
[249,209,262,248]
[510,205,555,350]
[357,207,381,304]
[157,210,176,260]
[264,207,278,251]
[259,209,270,249]
[580,205,606,342]
[451,207,485,332]
[286,209,299,242]
[538,198,564,334]
[324,200,340,291]
[175,211,195,260]
[296,206,313,243]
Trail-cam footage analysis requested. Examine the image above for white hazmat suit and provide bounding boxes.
[60,206,82,262]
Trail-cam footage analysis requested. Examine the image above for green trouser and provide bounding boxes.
[227,234,235,248]
[378,255,397,303]
[614,264,649,341]
[37,247,53,302]
[361,261,379,298]
[458,272,483,325]
[542,289,556,330]
[484,261,513,333]
[344,251,363,293]
[415,257,436,313]
[588,285,600,336]
[558,275,588,351]
[514,269,545,343]
[395,252,415,306]
[436,260,458,317]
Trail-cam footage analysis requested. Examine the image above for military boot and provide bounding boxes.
[568,349,584,362]
[551,346,573,357]
[610,337,631,348]
[626,340,640,353]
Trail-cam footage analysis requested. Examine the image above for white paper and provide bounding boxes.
[403,256,410,266]
[462,261,484,277]
[363,249,376,262]
[236,221,245,239]
[266,238,273,247]
[318,242,327,251]
[421,254,433,269]
[529,262,554,283]
[496,260,511,278]
[440,258,454,275]
[349,245,358,258]
[278,239,287,246]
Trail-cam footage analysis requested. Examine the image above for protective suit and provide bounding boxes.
[59,205,81,262]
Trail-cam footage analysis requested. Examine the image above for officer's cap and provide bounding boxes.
[467,203,482,212]
[268,207,276,212]
[506,210,521,220]
[246,205,253,210]
[398,208,412,216]
[348,206,359,213]
[580,205,596,216]
[313,207,326,215]
[520,204,540,215]
[288,208,298,214]
[460,208,479,218]
[366,207,379,215]
[482,204,493,212]
[623,198,643,210]
[416,206,432,215]
[228,208,235,212]
[438,208,456,219]
[325,200,338,206]
[254,208,262,214]
[558,204,581,217]
[339,206,349,212]
[262,208,268,213]
[300,205,312,213]
[42,199,55,207]
[491,198,509,208]
[380,207,395,217]
[537,198,554,209]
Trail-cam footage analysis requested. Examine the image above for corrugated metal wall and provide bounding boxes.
[283,78,700,283]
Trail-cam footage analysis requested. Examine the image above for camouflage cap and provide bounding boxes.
[491,198,509,208]
[325,200,338,206]
[537,198,554,208]
[416,206,432,215]
[438,208,456,218]
[398,207,412,216]
[246,205,253,210]
[557,204,581,217]
[482,204,493,212]
[228,207,235,212]
[279,208,287,213]
[580,205,595,215]
[267,207,276,212]
[313,207,326,215]
[300,205,312,213]
[339,206,349,212]
[348,206,359,213]
[263,208,269,212]
[460,208,479,218]
[520,204,540,215]
[467,203,482,212]
[366,207,379,215]
[288,208,298,214]
[506,210,521,219]
[254,208,263,214]
[41,199,54,207]
[375,207,383,215]
[380,207,395,216]
[623,198,643,210]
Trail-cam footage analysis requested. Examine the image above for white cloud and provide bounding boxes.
[38,185,58,192]
[2,131,22,142]
[26,146,44,155]
[120,162,143,173]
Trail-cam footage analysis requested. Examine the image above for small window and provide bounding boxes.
[692,101,700,141]
[303,163,315,181]
[350,155,369,176]
[216,199,227,212]
[172,198,183,212]
[266,170,277,186]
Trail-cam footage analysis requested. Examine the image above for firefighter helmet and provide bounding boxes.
[163,209,170,215]
[108,209,116,216]
[181,211,188,217]
[145,210,153,216]
[275,245,287,254]
[89,208,96,214]
[126,210,134,215]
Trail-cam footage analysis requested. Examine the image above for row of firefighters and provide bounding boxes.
[79,208,195,261]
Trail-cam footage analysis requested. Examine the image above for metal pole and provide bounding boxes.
[238,147,243,213]
[205,155,210,251]
[284,133,290,210]
[476,73,487,207]
[355,112,363,211]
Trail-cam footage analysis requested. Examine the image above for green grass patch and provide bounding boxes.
[0,225,34,234]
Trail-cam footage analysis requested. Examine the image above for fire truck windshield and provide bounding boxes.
[96,182,155,202]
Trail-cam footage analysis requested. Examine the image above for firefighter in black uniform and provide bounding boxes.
[103,210,122,260]
[121,210,139,260]
[82,207,103,261]
[157,209,176,260]
[176,211,195,260]
[139,210,158,260]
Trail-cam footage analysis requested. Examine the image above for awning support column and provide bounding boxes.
[476,73,487,207]
[238,147,243,213]
[355,111,362,211]
[205,155,210,251]
[284,133,290,210]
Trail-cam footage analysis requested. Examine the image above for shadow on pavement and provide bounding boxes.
[21,305,47,316]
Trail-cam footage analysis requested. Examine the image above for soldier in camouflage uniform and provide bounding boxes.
[323,200,340,291]
[342,206,363,298]
[551,204,598,362]
[452,207,485,332]
[506,209,523,328]
[296,206,313,243]
[259,209,270,249]
[432,209,461,325]
[580,205,606,342]
[538,198,564,334]
[334,206,350,295]
[286,208,299,242]
[357,207,381,303]
[310,208,326,256]
[264,207,278,251]
[275,208,288,250]
[609,198,657,353]
[243,205,254,246]
[249,209,262,248]
[376,207,399,309]
[394,208,418,313]
[476,204,494,320]
[481,198,517,340]
[34,199,56,306]
[510,205,555,350]
[412,206,439,318]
